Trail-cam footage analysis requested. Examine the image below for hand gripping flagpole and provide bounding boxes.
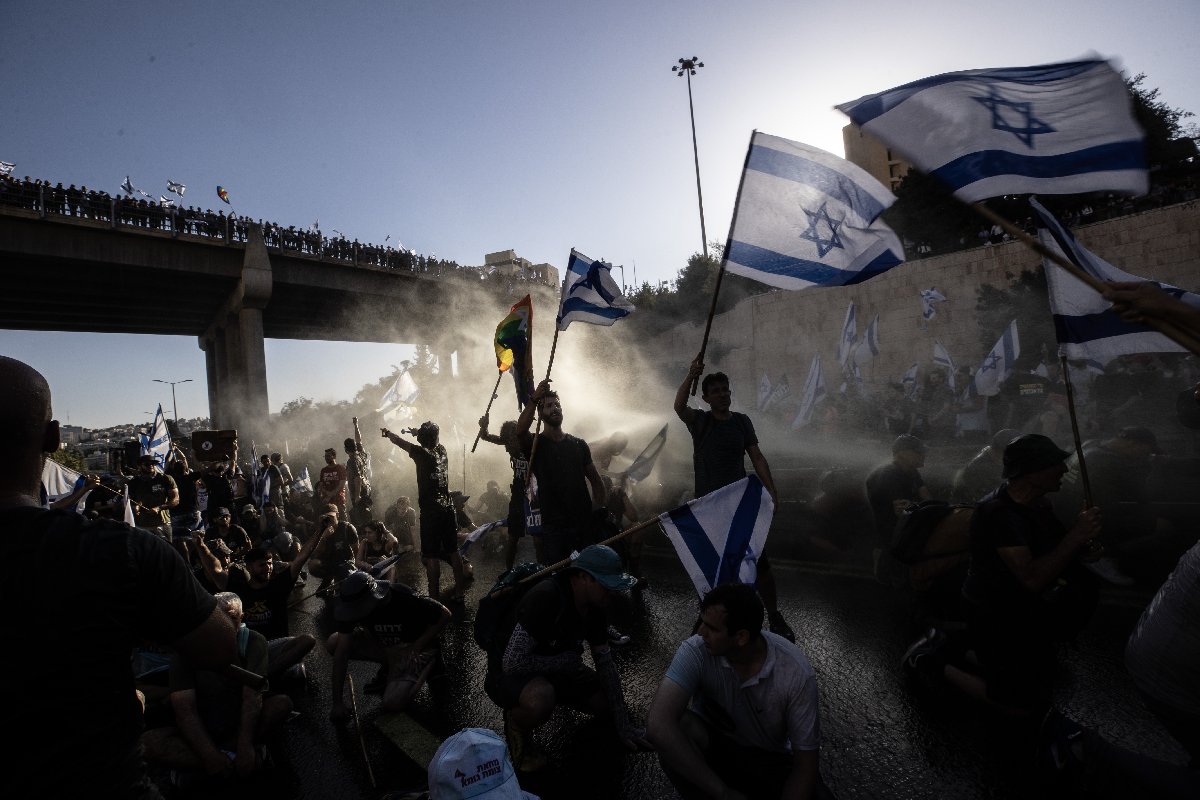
[970,201,1200,356]
[471,372,504,453]
[526,283,566,476]
[691,131,757,395]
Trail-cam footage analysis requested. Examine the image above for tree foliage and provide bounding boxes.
[48,448,86,473]
[974,269,1056,368]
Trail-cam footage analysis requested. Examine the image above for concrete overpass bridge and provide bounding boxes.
[0,199,552,441]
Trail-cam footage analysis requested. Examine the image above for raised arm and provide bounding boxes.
[516,380,551,437]
[193,536,230,591]
[288,518,330,581]
[477,414,505,446]
[674,356,704,425]
[381,427,417,455]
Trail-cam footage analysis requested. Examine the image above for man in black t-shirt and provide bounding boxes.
[205,506,251,556]
[674,358,793,642]
[516,382,606,565]
[1,355,237,799]
[865,434,932,582]
[198,524,328,680]
[327,571,450,723]
[382,422,468,603]
[128,453,179,535]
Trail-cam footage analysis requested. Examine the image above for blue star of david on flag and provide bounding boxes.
[973,320,1020,396]
[556,249,635,331]
[979,352,1001,372]
[799,201,845,258]
[970,88,1055,148]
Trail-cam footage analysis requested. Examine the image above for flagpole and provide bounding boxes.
[471,372,504,453]
[969,201,1200,356]
[1059,355,1094,509]
[520,516,663,584]
[692,130,757,396]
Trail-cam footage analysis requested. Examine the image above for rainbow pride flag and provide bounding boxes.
[495,295,535,409]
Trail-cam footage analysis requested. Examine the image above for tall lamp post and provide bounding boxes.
[153,378,192,423]
[671,56,708,258]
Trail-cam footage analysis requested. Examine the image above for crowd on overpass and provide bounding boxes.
[0,173,555,288]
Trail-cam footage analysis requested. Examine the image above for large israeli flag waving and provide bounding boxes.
[973,321,1020,397]
[659,476,774,598]
[139,405,171,469]
[724,132,905,291]
[1031,198,1198,364]
[557,250,635,331]
[837,59,1147,203]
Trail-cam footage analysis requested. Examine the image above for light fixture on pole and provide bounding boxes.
[153,378,193,423]
[671,56,708,258]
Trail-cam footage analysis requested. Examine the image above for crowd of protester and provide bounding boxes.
[0,173,552,290]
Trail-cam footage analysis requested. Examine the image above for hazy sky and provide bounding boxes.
[4,0,1197,427]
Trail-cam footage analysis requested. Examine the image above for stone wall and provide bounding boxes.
[648,201,1200,404]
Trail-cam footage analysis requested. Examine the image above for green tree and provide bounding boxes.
[48,448,86,473]
[974,269,1056,368]
[1126,72,1197,170]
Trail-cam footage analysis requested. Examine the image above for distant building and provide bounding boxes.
[59,424,85,445]
[484,249,560,287]
[843,123,911,192]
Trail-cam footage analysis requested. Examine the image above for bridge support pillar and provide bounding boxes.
[200,225,272,448]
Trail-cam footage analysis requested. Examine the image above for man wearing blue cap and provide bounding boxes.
[489,544,650,772]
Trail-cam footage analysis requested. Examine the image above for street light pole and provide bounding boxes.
[671,56,708,259]
[153,378,193,423]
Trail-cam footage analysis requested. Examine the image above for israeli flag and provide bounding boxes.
[757,373,773,412]
[791,355,826,429]
[837,59,1147,203]
[1032,197,1197,364]
[378,366,420,417]
[557,250,635,331]
[724,133,904,291]
[459,519,507,557]
[837,302,858,366]
[139,405,171,469]
[974,321,1020,397]
[625,424,668,484]
[901,362,919,398]
[291,466,314,496]
[658,476,774,598]
[0,160,15,176]
[862,314,881,357]
[921,288,947,321]
[121,175,135,195]
[167,179,186,197]
[159,195,175,207]
[933,340,957,389]
[764,374,791,412]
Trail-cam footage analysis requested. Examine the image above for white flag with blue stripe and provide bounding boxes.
[139,405,171,469]
[1031,198,1197,364]
[933,340,957,389]
[974,320,1020,396]
[837,302,858,366]
[901,362,919,398]
[724,133,905,291]
[921,288,946,321]
[557,250,635,331]
[862,314,881,358]
[837,59,1147,203]
[659,476,774,598]
[290,466,314,496]
[757,374,772,412]
[792,355,826,429]
[459,518,507,557]
[167,179,186,197]
[625,424,668,484]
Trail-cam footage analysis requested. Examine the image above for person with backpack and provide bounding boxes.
[482,545,651,772]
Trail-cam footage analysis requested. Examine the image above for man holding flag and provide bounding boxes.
[675,357,794,642]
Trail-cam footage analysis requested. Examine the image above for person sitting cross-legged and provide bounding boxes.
[648,583,836,800]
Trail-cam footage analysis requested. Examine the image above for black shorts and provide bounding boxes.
[507,495,526,539]
[486,662,602,712]
[419,503,457,559]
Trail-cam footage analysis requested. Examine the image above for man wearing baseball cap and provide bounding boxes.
[488,545,650,772]
[327,571,450,724]
[946,434,1101,716]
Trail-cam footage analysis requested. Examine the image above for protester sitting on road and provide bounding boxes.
[865,434,932,584]
[648,583,835,800]
[384,494,418,554]
[205,506,251,556]
[905,434,1101,718]
[307,505,359,593]
[358,520,401,581]
[486,545,651,772]
[2,355,238,798]
[141,593,292,782]
[326,571,451,723]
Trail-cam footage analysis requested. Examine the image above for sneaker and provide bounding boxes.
[1035,709,1086,783]
[767,611,796,643]
[901,627,948,684]
[364,665,388,695]
[607,625,631,646]
[1085,557,1135,586]
[504,713,547,773]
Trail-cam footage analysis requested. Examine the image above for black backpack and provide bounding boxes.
[472,562,548,654]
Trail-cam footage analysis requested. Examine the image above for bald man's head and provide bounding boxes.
[0,356,59,500]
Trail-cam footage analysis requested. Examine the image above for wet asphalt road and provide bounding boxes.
[178,535,1191,800]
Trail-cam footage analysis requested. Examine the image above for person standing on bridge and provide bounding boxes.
[381,422,469,605]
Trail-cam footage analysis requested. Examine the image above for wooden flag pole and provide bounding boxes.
[471,372,504,453]
[1059,355,1095,509]
[346,673,377,789]
[691,131,757,395]
[970,201,1200,356]
[526,324,563,476]
[520,515,663,584]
